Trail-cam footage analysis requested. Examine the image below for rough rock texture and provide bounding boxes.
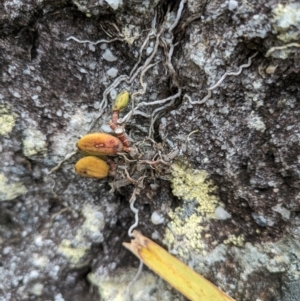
[1,0,300,301]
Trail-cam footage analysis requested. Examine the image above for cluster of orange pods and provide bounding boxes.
[75,91,130,179]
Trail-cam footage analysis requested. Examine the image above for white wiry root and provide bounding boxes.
[208,52,258,91]
[265,42,300,57]
[127,188,140,237]
[160,0,186,88]
[123,0,186,134]
[186,52,258,105]
[67,2,187,137]
[129,28,156,78]
[149,89,182,136]
[67,36,124,45]
[184,91,211,105]
[120,89,181,124]
[125,260,144,301]
[168,0,186,33]
[125,187,144,300]
[48,150,78,174]
[127,61,161,123]
[88,18,165,131]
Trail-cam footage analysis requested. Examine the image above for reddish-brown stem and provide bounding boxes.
[106,158,116,176]
[108,120,117,131]
[109,110,131,148]
[116,131,130,147]
[111,110,119,125]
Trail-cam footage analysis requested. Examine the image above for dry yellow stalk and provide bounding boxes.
[123,230,235,301]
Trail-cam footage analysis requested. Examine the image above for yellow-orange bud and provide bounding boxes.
[77,133,123,156]
[75,156,109,179]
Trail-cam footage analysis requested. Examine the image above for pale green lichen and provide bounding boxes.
[75,204,105,243]
[0,173,28,201]
[272,3,300,43]
[72,0,92,17]
[0,107,16,136]
[58,204,105,266]
[28,283,44,296]
[23,127,47,157]
[164,162,219,257]
[88,268,163,301]
[58,239,89,266]
[122,25,140,45]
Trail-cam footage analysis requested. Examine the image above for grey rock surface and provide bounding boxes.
[1,0,300,300]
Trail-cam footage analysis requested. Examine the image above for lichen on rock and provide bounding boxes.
[0,107,16,136]
[88,267,177,301]
[22,127,47,158]
[58,204,106,267]
[0,173,28,201]
[164,161,220,257]
[1,0,300,300]
[272,3,300,43]
[58,239,89,267]
[171,161,219,216]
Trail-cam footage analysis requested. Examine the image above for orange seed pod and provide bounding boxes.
[77,133,123,156]
[75,156,109,179]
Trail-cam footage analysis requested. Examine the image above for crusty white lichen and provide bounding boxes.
[272,3,300,43]
[88,268,172,301]
[58,204,105,266]
[0,173,28,201]
[0,107,16,136]
[57,239,88,266]
[51,109,93,163]
[247,113,266,132]
[75,204,105,243]
[164,162,219,257]
[23,127,47,157]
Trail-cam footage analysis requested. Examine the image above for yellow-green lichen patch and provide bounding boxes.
[223,234,245,247]
[0,107,16,136]
[23,127,47,157]
[164,162,219,257]
[0,173,28,201]
[171,162,219,215]
[165,212,205,258]
[57,239,88,266]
